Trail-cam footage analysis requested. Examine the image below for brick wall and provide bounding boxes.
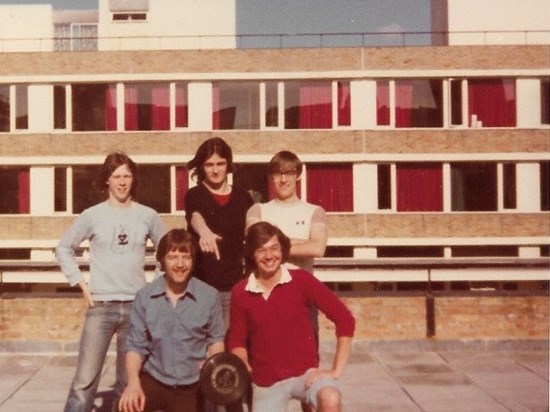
[0,294,547,352]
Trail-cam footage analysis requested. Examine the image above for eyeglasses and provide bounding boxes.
[254,244,282,257]
[271,170,297,180]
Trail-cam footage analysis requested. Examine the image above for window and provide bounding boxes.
[265,81,279,127]
[233,164,270,204]
[395,79,443,128]
[0,85,9,132]
[175,83,189,128]
[451,162,497,211]
[337,81,351,126]
[376,81,390,126]
[72,83,117,131]
[72,165,102,214]
[285,81,332,129]
[451,246,518,257]
[15,85,28,130]
[136,165,171,213]
[378,246,444,258]
[396,163,443,212]
[468,78,516,127]
[0,167,30,214]
[541,161,549,211]
[502,163,517,210]
[450,79,463,126]
[54,167,67,212]
[112,13,147,21]
[125,83,170,131]
[175,166,189,211]
[54,24,98,51]
[377,164,392,209]
[542,78,550,125]
[54,85,66,130]
[306,163,353,212]
[213,82,260,129]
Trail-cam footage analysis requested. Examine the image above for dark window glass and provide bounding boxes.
[0,85,9,132]
[135,165,170,213]
[541,161,549,211]
[451,162,497,211]
[450,79,462,125]
[0,167,30,214]
[15,85,28,130]
[72,83,117,131]
[54,85,66,129]
[395,79,443,128]
[503,163,517,209]
[213,82,259,130]
[72,165,102,214]
[541,78,549,125]
[265,81,278,127]
[451,246,518,257]
[233,163,270,204]
[54,167,67,212]
[377,164,391,209]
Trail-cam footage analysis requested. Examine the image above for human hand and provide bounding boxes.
[305,368,336,388]
[118,383,146,412]
[199,229,222,260]
[79,282,94,308]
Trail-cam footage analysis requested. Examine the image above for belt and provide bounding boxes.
[142,370,198,390]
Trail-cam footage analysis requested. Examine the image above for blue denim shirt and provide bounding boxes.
[126,275,225,386]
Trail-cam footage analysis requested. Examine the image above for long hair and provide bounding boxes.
[95,152,138,198]
[244,221,291,276]
[187,137,234,183]
[156,229,197,271]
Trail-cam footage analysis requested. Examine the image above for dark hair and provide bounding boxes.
[268,150,303,177]
[244,221,290,275]
[156,229,197,271]
[187,137,234,183]
[95,152,138,197]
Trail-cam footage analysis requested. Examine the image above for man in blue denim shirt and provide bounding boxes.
[118,229,225,412]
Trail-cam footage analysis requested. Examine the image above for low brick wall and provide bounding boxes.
[0,294,548,352]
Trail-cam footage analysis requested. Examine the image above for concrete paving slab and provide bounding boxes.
[0,349,547,412]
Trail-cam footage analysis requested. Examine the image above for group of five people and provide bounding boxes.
[56,137,355,412]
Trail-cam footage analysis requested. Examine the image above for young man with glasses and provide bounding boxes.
[227,221,354,412]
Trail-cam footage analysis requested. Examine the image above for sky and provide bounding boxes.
[0,0,432,46]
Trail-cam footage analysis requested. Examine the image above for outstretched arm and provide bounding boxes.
[190,211,222,260]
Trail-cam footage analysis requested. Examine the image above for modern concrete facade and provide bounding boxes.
[0,0,549,293]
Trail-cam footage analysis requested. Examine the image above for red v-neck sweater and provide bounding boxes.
[227,269,355,387]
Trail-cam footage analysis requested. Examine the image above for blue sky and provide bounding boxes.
[0,0,432,45]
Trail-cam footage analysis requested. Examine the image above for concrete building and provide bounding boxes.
[0,0,549,296]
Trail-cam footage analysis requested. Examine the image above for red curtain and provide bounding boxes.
[395,81,413,127]
[175,166,188,211]
[105,85,117,131]
[468,78,516,127]
[396,163,443,212]
[124,85,138,130]
[337,81,351,126]
[18,169,30,213]
[299,82,332,128]
[377,81,390,125]
[152,85,170,130]
[175,84,188,128]
[306,164,353,212]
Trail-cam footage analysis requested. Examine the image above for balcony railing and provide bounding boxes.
[1,30,549,52]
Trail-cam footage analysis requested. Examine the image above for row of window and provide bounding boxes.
[2,161,548,215]
[1,77,549,132]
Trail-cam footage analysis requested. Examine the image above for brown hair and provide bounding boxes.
[156,229,197,271]
[244,221,290,275]
[95,152,138,197]
[268,150,303,177]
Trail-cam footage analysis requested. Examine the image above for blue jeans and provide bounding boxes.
[64,301,132,412]
[251,371,340,412]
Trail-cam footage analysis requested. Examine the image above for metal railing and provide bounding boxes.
[1,30,549,52]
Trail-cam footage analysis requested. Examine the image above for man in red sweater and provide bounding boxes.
[227,221,355,412]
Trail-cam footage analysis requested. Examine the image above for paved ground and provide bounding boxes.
[0,348,548,411]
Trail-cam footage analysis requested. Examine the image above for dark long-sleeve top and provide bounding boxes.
[184,184,253,291]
